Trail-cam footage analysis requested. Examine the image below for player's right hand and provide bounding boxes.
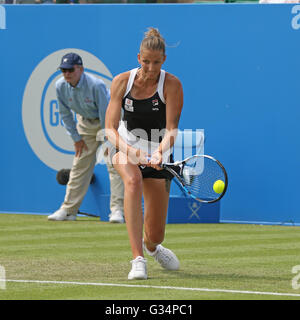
[128,147,149,166]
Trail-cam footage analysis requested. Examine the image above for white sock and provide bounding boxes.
[143,240,158,256]
[134,256,145,261]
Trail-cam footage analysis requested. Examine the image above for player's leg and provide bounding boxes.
[112,151,147,279]
[112,151,144,258]
[143,178,170,250]
[143,178,180,270]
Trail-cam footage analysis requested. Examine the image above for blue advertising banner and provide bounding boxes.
[1,4,300,225]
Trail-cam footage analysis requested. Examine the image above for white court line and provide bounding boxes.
[3,279,300,298]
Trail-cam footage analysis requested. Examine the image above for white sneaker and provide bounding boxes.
[47,208,76,221]
[144,243,180,271]
[128,256,147,280]
[109,210,124,223]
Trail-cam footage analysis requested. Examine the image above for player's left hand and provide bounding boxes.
[150,150,163,170]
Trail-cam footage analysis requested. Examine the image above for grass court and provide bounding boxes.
[1,213,300,300]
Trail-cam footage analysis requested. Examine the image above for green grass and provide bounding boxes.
[0,213,300,300]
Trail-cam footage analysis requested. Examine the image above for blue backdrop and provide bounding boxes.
[1,3,300,225]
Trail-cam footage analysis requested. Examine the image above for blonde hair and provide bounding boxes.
[140,27,166,56]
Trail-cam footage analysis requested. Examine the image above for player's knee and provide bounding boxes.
[125,174,142,193]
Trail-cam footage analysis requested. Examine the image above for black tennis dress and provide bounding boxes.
[119,67,174,179]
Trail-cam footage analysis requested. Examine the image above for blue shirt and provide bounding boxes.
[56,72,110,142]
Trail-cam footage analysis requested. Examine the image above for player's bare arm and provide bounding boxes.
[105,73,148,165]
[150,74,183,169]
[105,73,128,152]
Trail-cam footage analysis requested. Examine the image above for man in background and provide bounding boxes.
[48,52,124,223]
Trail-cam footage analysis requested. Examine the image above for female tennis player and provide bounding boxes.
[105,27,183,280]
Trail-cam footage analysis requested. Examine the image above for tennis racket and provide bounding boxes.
[162,154,228,203]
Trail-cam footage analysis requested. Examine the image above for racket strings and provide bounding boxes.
[182,157,226,201]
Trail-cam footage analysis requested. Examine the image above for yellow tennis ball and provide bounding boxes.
[213,180,225,194]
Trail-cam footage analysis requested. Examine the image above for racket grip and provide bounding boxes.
[140,156,151,169]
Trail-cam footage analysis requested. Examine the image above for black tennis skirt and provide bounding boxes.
[109,146,174,180]
[139,154,174,180]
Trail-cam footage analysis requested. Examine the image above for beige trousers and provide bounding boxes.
[61,115,124,215]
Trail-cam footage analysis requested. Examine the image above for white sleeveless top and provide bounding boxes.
[123,67,166,104]
[118,68,171,161]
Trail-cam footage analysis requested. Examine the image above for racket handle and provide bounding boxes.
[140,156,151,169]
